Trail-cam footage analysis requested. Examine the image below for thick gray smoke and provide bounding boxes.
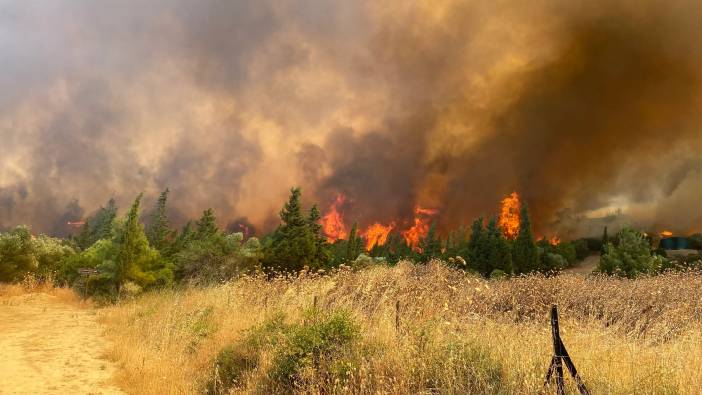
[0,1,701,237]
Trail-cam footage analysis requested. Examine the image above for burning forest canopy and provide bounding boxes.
[1,1,702,238]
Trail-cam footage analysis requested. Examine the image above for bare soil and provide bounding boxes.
[0,293,123,395]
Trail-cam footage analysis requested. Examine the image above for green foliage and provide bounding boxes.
[418,222,442,263]
[33,235,76,280]
[601,226,609,255]
[598,227,666,278]
[208,310,360,393]
[146,188,174,254]
[196,209,219,240]
[263,188,324,273]
[688,233,702,250]
[512,205,538,274]
[0,226,38,282]
[554,241,577,267]
[174,231,262,284]
[76,198,117,249]
[75,194,175,298]
[573,238,590,260]
[467,217,511,277]
[345,222,363,261]
[308,204,332,269]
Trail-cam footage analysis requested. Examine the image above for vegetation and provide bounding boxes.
[101,262,702,394]
[598,227,667,277]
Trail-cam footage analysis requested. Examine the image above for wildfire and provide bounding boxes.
[66,221,85,227]
[660,230,673,237]
[498,191,521,239]
[402,206,437,251]
[362,222,395,250]
[549,236,561,246]
[321,194,348,242]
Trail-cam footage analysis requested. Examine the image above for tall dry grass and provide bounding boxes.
[100,262,702,394]
[0,274,81,305]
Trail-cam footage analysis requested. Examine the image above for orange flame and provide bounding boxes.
[549,236,561,246]
[402,206,437,251]
[660,230,673,237]
[67,221,85,227]
[498,191,520,239]
[362,222,395,250]
[321,194,348,243]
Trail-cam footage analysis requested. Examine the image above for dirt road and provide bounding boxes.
[0,292,123,395]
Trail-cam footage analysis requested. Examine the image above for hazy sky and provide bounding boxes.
[1,0,701,237]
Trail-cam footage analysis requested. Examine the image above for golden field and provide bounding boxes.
[99,262,702,394]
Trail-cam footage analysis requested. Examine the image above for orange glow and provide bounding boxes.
[549,236,561,246]
[362,222,395,250]
[402,205,437,251]
[415,206,438,216]
[321,194,348,242]
[660,230,673,237]
[498,191,521,239]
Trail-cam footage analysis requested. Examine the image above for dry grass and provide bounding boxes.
[101,262,702,394]
[0,275,82,305]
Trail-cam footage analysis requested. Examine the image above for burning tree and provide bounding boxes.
[512,204,538,274]
[499,192,521,240]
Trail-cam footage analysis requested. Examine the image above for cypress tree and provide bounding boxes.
[308,204,331,268]
[77,198,117,249]
[601,226,609,255]
[146,188,172,252]
[112,194,150,293]
[263,187,317,272]
[467,217,485,274]
[512,204,538,274]
[419,222,442,263]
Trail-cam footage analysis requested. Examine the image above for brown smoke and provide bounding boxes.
[0,1,701,237]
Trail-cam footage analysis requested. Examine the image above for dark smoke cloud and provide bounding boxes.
[1,1,701,237]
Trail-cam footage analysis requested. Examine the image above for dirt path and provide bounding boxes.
[0,292,123,395]
[563,254,599,275]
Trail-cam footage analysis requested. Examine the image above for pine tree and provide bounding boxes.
[419,222,442,263]
[196,208,218,239]
[146,188,172,253]
[76,198,117,249]
[262,188,317,272]
[308,204,331,268]
[467,217,485,273]
[512,204,538,274]
[601,226,609,255]
[108,194,172,294]
[484,217,501,277]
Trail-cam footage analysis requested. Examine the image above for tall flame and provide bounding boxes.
[498,191,520,239]
[402,206,437,251]
[321,194,348,243]
[362,222,395,250]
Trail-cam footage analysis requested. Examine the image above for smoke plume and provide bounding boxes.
[0,0,701,237]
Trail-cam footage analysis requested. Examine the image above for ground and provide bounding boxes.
[0,292,122,395]
[563,253,600,274]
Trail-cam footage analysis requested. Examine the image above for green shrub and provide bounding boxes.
[268,310,360,390]
[573,239,590,260]
[207,310,360,393]
[598,227,666,278]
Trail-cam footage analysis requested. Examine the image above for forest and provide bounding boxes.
[2,187,700,303]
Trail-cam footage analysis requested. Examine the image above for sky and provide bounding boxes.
[0,0,701,237]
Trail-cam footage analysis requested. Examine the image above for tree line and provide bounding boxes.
[1,187,697,300]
